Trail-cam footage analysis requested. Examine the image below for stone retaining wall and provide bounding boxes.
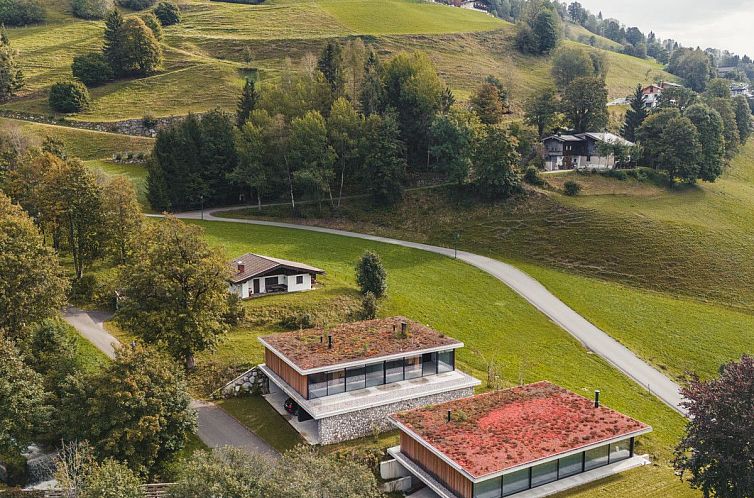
[318,387,475,445]
[216,366,269,399]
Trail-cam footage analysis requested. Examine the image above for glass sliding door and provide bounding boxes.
[404,356,422,380]
[531,460,557,487]
[327,370,346,395]
[502,468,530,496]
[609,440,631,463]
[385,359,404,384]
[584,445,609,471]
[473,476,502,498]
[345,366,366,392]
[365,362,384,387]
[438,350,455,373]
[422,352,438,376]
[558,452,583,478]
[308,373,327,399]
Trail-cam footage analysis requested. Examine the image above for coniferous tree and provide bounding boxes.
[0,27,24,101]
[360,50,383,116]
[103,9,125,74]
[363,113,405,206]
[236,78,258,128]
[317,40,344,96]
[355,250,387,298]
[622,84,648,142]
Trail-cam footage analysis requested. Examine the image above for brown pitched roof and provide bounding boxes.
[229,253,324,283]
[390,381,651,479]
[260,317,462,372]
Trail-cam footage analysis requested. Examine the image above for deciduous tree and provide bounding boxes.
[0,192,68,338]
[362,113,405,206]
[154,0,180,25]
[359,50,383,116]
[327,97,363,207]
[524,86,559,137]
[59,344,196,476]
[561,76,608,133]
[100,174,142,263]
[551,45,594,89]
[80,460,142,498]
[674,355,754,498]
[470,82,504,125]
[684,103,725,182]
[0,27,24,101]
[733,94,752,144]
[472,126,521,199]
[429,109,478,185]
[289,110,335,209]
[117,216,230,369]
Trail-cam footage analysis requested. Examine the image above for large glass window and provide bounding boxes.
[438,350,455,373]
[610,440,631,463]
[502,468,529,496]
[346,366,366,392]
[404,356,422,380]
[584,445,609,471]
[385,359,404,384]
[558,452,583,478]
[365,362,384,387]
[308,373,327,399]
[474,476,502,498]
[422,352,438,376]
[327,370,345,395]
[531,460,557,487]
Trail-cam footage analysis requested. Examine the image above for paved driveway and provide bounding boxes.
[165,208,687,417]
[62,307,278,457]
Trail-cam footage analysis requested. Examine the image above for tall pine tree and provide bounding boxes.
[236,78,258,128]
[360,50,383,116]
[317,41,344,96]
[622,84,648,142]
[0,27,24,101]
[103,9,125,75]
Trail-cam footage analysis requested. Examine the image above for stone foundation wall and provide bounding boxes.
[318,387,474,445]
[0,110,192,137]
[217,366,269,399]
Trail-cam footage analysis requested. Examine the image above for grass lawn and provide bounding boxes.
[85,160,151,211]
[171,218,697,497]
[217,396,303,453]
[0,118,154,160]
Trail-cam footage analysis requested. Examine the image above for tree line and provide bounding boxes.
[148,42,529,212]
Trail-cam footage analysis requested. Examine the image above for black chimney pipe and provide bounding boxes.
[447,410,452,422]
[328,335,333,349]
[594,390,601,408]
[401,321,408,335]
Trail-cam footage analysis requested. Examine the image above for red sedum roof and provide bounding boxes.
[260,317,461,371]
[390,381,650,479]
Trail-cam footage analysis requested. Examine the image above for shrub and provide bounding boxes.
[80,460,142,498]
[72,52,113,87]
[69,274,97,303]
[563,180,582,196]
[0,0,45,25]
[355,250,387,298]
[523,166,545,186]
[153,0,180,25]
[603,169,628,181]
[141,11,162,40]
[280,311,314,330]
[0,452,28,486]
[71,0,113,19]
[116,0,156,9]
[49,80,91,113]
[223,293,246,326]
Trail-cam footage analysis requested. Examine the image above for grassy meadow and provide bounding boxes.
[3,0,673,120]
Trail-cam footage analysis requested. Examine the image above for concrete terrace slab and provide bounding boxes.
[259,364,481,419]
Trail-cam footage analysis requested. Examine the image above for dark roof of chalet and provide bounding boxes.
[259,317,462,372]
[543,134,583,142]
[543,132,635,147]
[229,253,324,284]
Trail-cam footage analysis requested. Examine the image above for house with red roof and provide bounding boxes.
[386,382,652,497]
[257,317,480,445]
[228,253,324,298]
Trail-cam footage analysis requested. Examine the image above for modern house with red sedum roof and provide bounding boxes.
[387,382,652,497]
[258,317,481,445]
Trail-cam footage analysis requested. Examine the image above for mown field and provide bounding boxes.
[3,0,673,120]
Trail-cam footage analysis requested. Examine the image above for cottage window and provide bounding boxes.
[473,476,502,498]
[385,359,404,384]
[531,460,558,487]
[296,275,304,285]
[437,350,455,373]
[345,366,366,391]
[584,445,610,471]
[365,362,384,387]
[557,452,583,478]
[502,468,530,496]
[327,370,346,395]
[404,356,422,380]
[308,373,328,399]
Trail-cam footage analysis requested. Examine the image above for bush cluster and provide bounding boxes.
[72,52,114,87]
[153,0,180,25]
[0,0,44,26]
[563,180,582,196]
[70,0,113,19]
[48,80,91,113]
[116,0,156,9]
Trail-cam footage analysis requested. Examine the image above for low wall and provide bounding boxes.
[216,366,268,399]
[318,387,474,445]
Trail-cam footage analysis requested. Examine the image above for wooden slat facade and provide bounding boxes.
[401,432,473,498]
[265,348,308,398]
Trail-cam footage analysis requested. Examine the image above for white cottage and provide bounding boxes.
[228,253,324,299]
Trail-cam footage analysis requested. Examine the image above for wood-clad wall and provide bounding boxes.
[400,432,473,498]
[265,348,308,398]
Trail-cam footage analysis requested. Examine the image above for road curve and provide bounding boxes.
[62,307,279,457]
[164,208,687,417]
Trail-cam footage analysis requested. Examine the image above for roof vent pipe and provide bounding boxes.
[328,335,333,349]
[594,390,601,408]
[401,321,408,335]
[447,410,452,422]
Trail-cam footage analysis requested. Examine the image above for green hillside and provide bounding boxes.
[3,0,673,120]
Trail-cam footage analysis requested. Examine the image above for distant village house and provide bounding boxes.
[228,253,324,298]
[542,132,635,171]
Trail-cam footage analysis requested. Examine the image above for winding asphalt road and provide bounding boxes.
[167,208,688,417]
[62,307,279,457]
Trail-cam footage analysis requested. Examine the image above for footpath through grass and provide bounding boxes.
[184,219,695,497]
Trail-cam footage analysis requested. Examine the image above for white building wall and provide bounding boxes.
[286,273,312,293]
